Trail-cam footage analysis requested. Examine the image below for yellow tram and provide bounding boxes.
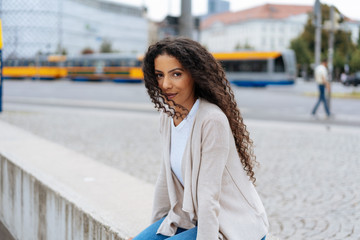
[2,50,296,87]
[3,55,67,80]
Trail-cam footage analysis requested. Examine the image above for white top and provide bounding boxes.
[170,99,200,185]
[315,64,328,84]
[341,73,347,82]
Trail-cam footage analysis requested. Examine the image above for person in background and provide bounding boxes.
[129,37,268,240]
[311,59,331,117]
[340,72,347,83]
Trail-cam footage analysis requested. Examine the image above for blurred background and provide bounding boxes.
[0,0,359,239]
[0,0,359,81]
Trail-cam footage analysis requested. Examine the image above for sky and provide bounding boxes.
[113,0,359,21]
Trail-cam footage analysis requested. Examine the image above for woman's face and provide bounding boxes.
[154,54,195,111]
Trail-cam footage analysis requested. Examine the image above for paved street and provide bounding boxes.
[2,79,360,126]
[0,80,359,239]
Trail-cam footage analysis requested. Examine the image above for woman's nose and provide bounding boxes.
[162,75,172,90]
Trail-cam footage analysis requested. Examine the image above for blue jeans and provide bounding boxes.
[312,84,330,116]
[133,217,197,240]
[133,217,266,240]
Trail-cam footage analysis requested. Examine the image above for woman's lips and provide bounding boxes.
[166,93,177,99]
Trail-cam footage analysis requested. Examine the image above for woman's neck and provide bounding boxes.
[172,98,197,126]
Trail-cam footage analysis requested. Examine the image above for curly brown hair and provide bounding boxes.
[142,37,257,183]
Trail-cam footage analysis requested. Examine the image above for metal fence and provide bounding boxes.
[0,0,62,60]
[0,0,148,61]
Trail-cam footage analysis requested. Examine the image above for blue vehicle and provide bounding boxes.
[212,50,297,87]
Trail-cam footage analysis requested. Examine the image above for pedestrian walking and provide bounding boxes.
[129,37,268,240]
[311,59,331,117]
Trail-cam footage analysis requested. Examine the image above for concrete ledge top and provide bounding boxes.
[0,120,154,239]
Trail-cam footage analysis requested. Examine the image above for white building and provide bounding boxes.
[342,19,360,44]
[0,0,148,59]
[200,4,313,52]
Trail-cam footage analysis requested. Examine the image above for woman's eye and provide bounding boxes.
[173,72,182,77]
[156,73,163,79]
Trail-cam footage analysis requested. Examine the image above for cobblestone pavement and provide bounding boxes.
[0,105,359,239]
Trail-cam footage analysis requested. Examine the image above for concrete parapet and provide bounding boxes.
[0,120,154,240]
[0,119,281,240]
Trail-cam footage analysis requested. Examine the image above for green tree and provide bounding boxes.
[55,44,67,55]
[61,49,67,55]
[357,26,360,49]
[234,42,241,51]
[350,49,360,72]
[293,4,356,76]
[100,39,113,53]
[290,37,312,77]
[290,37,312,65]
[333,49,345,76]
[243,43,254,50]
[234,42,254,51]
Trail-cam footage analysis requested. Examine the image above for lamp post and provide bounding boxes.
[179,0,193,39]
[0,19,3,113]
[323,5,341,110]
[314,0,322,68]
[327,5,335,82]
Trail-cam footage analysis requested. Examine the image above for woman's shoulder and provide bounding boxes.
[197,98,228,124]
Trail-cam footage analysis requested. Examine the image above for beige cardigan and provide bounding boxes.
[151,98,269,240]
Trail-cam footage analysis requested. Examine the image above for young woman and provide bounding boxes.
[132,37,268,240]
